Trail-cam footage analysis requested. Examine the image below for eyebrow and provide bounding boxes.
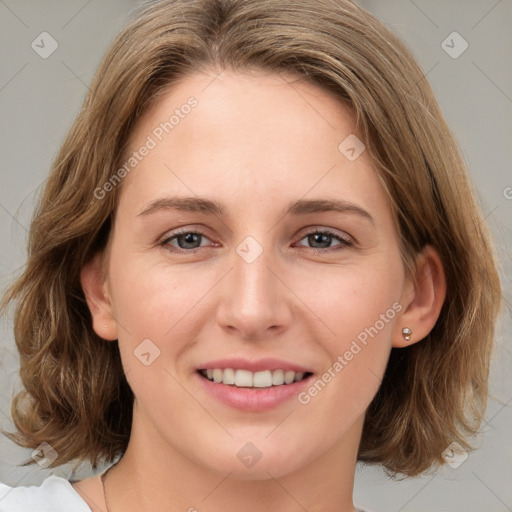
[137,196,374,224]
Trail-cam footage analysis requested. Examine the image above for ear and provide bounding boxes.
[80,252,118,341]
[393,244,446,348]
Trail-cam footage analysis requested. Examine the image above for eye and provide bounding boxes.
[160,227,352,254]
[294,228,352,252]
[161,229,214,252]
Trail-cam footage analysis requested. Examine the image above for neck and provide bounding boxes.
[103,403,362,512]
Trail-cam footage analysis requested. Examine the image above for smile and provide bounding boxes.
[198,368,312,388]
[196,367,314,412]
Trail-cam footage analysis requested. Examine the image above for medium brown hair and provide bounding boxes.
[1,0,502,476]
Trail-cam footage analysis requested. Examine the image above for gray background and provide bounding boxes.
[0,1,511,511]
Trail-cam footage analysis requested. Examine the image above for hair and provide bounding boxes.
[1,0,502,477]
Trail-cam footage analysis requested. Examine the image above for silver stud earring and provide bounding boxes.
[402,327,412,341]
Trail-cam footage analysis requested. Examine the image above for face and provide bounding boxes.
[92,69,410,479]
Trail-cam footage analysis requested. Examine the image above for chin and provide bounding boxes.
[208,454,307,481]
[192,434,314,481]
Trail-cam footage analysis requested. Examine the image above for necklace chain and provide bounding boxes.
[101,463,117,512]
[101,464,356,511]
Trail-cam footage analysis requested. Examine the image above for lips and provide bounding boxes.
[195,357,314,411]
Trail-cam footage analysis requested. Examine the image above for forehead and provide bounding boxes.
[116,68,391,226]
[126,68,356,162]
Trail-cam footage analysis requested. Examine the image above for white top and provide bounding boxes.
[0,475,92,512]
[0,475,368,511]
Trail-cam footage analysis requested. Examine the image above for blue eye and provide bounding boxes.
[160,228,352,254]
[295,229,352,252]
[161,230,212,251]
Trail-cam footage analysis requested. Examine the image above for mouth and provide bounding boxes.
[195,358,315,411]
[196,367,314,411]
[197,368,314,388]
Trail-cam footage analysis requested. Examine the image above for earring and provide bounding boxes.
[402,327,412,341]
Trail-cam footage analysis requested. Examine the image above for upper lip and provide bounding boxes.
[197,357,312,373]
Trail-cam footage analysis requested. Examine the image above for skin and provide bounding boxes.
[75,68,446,512]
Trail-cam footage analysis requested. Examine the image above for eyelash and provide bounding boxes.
[160,227,353,254]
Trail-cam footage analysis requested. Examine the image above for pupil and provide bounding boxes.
[310,233,330,248]
[179,233,199,248]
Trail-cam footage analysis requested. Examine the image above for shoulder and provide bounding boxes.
[0,475,92,512]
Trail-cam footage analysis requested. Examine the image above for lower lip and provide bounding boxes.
[196,372,313,412]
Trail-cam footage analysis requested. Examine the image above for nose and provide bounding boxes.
[215,241,293,341]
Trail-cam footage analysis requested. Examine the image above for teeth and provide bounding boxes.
[234,369,252,387]
[223,368,235,385]
[253,370,272,388]
[284,370,295,384]
[272,369,284,385]
[201,368,309,388]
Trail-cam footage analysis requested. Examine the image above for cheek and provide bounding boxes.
[108,254,201,337]
[105,260,200,393]
[295,258,402,414]
[107,259,202,404]
[296,258,402,349]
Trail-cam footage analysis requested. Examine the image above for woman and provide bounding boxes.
[0,0,502,511]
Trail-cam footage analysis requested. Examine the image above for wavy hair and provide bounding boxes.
[1,0,502,476]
